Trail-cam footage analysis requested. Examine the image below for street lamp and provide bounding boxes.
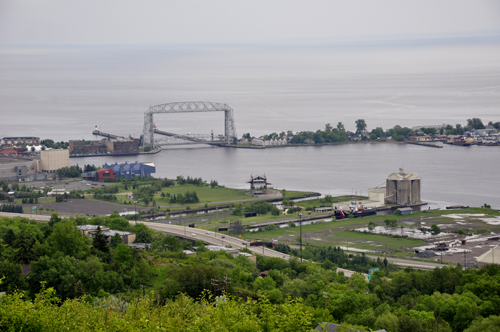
[134,201,138,223]
[299,213,303,262]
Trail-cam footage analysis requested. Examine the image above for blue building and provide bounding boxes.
[103,161,155,179]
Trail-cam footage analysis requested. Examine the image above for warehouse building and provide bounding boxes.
[69,140,108,155]
[40,149,69,175]
[385,168,422,205]
[97,168,116,181]
[104,138,140,154]
[0,155,43,181]
[103,161,155,179]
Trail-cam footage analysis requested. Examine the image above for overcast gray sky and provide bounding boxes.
[1,0,499,45]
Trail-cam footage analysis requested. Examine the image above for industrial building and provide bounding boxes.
[69,140,107,155]
[385,168,422,205]
[69,137,140,155]
[0,155,43,181]
[103,161,155,179]
[40,149,69,174]
[104,138,140,154]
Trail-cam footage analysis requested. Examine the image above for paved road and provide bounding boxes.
[365,254,448,270]
[0,211,51,222]
[141,221,291,260]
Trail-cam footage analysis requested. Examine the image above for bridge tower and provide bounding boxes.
[141,101,237,148]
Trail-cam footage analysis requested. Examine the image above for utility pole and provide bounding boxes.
[299,213,303,262]
[323,292,328,310]
[134,201,137,223]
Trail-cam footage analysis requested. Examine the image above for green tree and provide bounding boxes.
[114,243,132,267]
[337,122,345,131]
[3,229,16,246]
[46,220,88,258]
[92,226,110,253]
[48,213,62,228]
[232,203,243,216]
[0,260,27,293]
[163,236,181,252]
[431,224,441,235]
[12,229,33,264]
[464,315,500,332]
[355,119,367,134]
[466,118,485,130]
[133,224,152,243]
[109,233,123,248]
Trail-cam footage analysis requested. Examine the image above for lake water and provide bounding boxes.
[1,41,499,208]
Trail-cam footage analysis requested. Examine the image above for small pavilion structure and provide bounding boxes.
[247,175,271,195]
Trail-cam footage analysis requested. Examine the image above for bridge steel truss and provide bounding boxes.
[141,101,237,148]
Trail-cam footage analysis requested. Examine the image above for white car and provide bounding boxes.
[191,233,196,237]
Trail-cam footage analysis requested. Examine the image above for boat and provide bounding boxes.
[334,202,377,219]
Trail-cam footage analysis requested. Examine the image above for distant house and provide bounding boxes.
[408,135,432,142]
[88,230,136,244]
[0,147,18,155]
[77,225,110,236]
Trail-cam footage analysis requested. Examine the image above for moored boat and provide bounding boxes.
[334,202,377,219]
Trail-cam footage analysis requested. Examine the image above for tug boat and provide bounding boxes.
[334,202,377,219]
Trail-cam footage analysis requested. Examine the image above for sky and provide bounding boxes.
[1,0,500,46]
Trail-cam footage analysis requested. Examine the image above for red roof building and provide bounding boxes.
[97,168,116,181]
[0,147,18,155]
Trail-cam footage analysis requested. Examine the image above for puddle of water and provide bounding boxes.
[479,217,500,225]
[356,226,448,239]
[444,214,486,219]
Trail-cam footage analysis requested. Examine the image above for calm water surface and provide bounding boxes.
[73,142,500,209]
[1,43,499,208]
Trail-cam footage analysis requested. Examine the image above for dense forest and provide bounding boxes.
[1,214,499,331]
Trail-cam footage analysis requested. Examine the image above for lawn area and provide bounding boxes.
[154,185,258,205]
[239,218,426,250]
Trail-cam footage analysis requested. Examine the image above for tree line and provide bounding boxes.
[2,211,500,331]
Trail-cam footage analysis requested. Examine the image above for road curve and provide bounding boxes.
[143,222,291,260]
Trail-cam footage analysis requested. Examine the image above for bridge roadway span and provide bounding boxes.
[143,222,291,260]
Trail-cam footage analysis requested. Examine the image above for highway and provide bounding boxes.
[365,254,448,270]
[0,211,51,222]
[141,221,291,260]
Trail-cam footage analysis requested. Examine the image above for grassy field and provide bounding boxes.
[235,218,426,250]
[154,184,253,205]
[220,207,500,252]
[153,185,315,207]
